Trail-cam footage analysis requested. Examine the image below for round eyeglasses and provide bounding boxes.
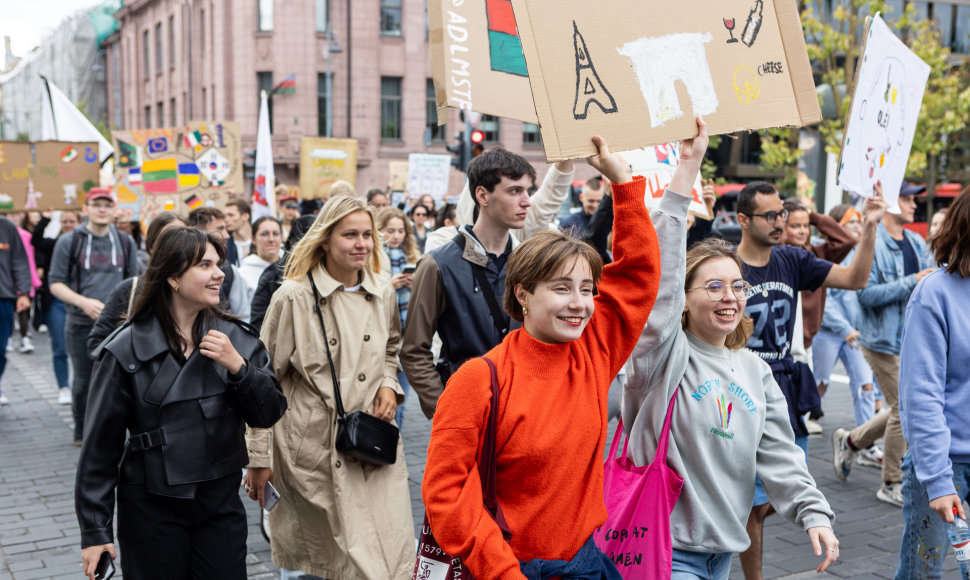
[687,280,752,301]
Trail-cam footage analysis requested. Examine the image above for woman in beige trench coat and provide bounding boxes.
[244,196,414,580]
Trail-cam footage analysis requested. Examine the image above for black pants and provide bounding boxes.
[117,473,247,579]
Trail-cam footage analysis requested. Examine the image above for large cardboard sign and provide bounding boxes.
[620,143,710,218]
[300,138,358,199]
[407,154,452,200]
[429,0,538,124]
[0,141,99,210]
[836,15,929,212]
[112,122,242,221]
[510,0,822,161]
[389,161,410,192]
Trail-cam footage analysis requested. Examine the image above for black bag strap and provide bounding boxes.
[479,356,511,538]
[307,272,348,421]
[453,233,509,338]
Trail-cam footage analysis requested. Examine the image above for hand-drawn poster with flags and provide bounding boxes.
[0,141,100,210]
[252,91,276,220]
[111,121,242,221]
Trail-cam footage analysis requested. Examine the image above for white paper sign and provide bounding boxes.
[837,14,929,212]
[620,143,709,218]
[407,154,452,200]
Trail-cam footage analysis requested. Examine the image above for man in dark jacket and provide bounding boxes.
[401,149,535,418]
[0,217,33,405]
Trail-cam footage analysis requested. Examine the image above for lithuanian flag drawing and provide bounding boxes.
[142,158,178,193]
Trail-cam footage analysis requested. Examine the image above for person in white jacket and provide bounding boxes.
[623,119,838,579]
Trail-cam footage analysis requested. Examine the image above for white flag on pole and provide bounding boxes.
[252,90,276,221]
[40,76,115,164]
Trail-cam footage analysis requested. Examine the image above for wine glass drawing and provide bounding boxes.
[724,17,739,43]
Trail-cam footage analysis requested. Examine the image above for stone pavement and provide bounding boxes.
[0,331,960,579]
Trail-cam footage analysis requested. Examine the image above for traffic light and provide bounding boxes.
[470,130,485,158]
[447,131,469,171]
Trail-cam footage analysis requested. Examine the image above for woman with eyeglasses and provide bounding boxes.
[622,122,837,578]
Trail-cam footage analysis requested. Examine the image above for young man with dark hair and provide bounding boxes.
[186,207,250,322]
[559,176,606,239]
[223,199,251,267]
[831,183,935,507]
[49,188,139,445]
[734,180,885,580]
[402,149,541,418]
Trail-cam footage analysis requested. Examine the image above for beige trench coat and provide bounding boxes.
[247,264,413,580]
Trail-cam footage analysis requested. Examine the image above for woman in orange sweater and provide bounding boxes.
[422,121,708,580]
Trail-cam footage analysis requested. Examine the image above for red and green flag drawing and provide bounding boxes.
[486,0,527,77]
[183,130,202,151]
[142,158,178,193]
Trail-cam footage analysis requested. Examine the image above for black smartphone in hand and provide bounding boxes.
[95,551,115,580]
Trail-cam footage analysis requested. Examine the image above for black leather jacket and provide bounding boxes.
[75,313,287,548]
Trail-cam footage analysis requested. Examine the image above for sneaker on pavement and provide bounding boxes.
[857,445,884,468]
[832,427,856,481]
[38,324,48,334]
[0,394,8,405]
[18,336,34,354]
[806,418,823,435]
[876,482,904,507]
[58,388,72,405]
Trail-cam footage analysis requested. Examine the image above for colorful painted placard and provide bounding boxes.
[0,141,100,210]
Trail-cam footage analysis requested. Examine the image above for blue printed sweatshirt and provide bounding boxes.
[899,268,970,501]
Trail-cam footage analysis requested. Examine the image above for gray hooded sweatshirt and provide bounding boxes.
[623,190,834,555]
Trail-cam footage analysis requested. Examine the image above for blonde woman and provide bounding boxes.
[244,196,412,579]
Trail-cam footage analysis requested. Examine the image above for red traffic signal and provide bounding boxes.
[470,130,485,144]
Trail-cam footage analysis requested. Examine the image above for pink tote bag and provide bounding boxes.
[596,388,683,579]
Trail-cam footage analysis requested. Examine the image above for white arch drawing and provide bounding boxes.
[618,32,719,127]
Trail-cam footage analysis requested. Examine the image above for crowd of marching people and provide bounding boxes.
[0,119,966,579]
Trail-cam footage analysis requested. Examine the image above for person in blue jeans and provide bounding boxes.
[895,189,970,578]
[0,216,33,406]
[31,210,81,405]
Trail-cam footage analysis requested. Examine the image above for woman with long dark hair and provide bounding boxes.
[75,227,287,580]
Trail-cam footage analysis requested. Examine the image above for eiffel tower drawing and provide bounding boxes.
[573,21,618,120]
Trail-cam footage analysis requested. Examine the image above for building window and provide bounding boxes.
[168,15,175,68]
[155,23,163,74]
[145,105,151,128]
[257,72,274,131]
[202,86,207,118]
[318,73,331,136]
[957,5,970,53]
[183,91,188,123]
[170,98,176,126]
[933,3,955,48]
[426,79,445,141]
[258,0,273,31]
[316,0,329,32]
[380,0,402,36]
[381,76,402,140]
[523,123,542,147]
[480,114,500,143]
[158,102,165,127]
[200,8,206,53]
[142,30,150,80]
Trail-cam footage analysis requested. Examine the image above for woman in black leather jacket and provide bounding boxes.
[75,227,287,580]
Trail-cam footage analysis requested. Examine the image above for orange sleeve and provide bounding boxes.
[421,357,526,580]
[585,176,661,380]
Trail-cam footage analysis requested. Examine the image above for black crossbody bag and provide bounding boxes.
[308,272,399,466]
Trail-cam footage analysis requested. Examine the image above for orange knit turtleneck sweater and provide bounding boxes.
[422,177,660,580]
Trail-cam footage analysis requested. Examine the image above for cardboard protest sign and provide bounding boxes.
[300,138,358,199]
[836,15,929,212]
[620,143,710,218]
[509,0,821,161]
[429,0,538,124]
[389,161,410,192]
[0,141,99,210]
[112,122,242,221]
[407,154,452,200]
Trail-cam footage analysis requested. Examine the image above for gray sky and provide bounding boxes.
[1,0,102,69]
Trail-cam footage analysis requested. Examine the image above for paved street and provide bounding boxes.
[0,330,959,579]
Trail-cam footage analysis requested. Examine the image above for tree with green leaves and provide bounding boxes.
[759,0,970,204]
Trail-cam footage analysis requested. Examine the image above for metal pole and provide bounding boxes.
[325,24,332,138]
